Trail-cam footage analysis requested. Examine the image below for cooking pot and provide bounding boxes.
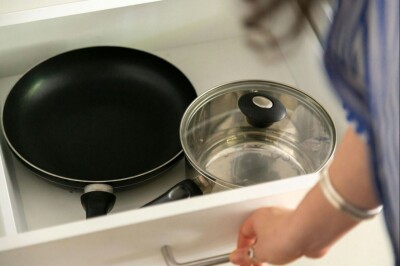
[145,80,336,205]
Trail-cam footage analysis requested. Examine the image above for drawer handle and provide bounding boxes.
[161,245,230,266]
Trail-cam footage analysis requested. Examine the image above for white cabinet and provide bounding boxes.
[0,0,394,265]
[0,0,81,13]
[0,0,162,14]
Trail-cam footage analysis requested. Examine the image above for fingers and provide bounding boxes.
[230,246,263,266]
[232,215,263,265]
[237,214,257,248]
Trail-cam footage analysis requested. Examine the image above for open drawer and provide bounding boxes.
[0,0,393,265]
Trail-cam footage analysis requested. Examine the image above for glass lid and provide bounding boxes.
[180,80,336,188]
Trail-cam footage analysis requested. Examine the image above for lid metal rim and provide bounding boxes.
[179,79,337,187]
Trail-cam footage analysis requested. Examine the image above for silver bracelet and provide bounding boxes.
[319,168,383,220]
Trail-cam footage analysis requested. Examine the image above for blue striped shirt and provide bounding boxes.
[324,0,399,262]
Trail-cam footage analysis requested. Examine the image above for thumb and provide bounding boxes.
[230,247,263,266]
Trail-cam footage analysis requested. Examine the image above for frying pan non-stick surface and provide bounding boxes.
[2,46,197,190]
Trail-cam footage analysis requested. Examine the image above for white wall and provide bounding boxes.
[0,0,83,13]
[0,0,243,77]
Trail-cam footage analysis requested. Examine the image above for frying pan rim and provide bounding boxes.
[1,129,185,183]
[1,45,194,184]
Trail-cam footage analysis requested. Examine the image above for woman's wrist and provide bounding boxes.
[290,184,360,258]
[328,128,382,210]
[320,167,383,220]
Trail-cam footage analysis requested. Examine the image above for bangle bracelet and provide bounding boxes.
[319,168,383,220]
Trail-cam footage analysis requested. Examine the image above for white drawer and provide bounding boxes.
[0,0,392,265]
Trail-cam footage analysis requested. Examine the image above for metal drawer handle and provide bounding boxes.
[161,245,230,266]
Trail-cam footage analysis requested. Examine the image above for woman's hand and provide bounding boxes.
[230,207,308,266]
[229,205,336,265]
[229,128,377,265]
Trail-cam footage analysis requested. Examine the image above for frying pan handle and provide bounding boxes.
[142,179,203,207]
[238,92,286,127]
[81,184,116,219]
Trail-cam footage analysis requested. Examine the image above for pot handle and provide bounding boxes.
[142,179,203,207]
[162,245,230,266]
[81,184,116,219]
[238,92,286,127]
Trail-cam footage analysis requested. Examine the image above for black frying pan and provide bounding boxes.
[1,46,198,218]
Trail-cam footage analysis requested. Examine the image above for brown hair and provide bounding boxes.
[243,0,317,48]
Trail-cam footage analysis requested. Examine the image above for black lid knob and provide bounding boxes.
[238,92,286,128]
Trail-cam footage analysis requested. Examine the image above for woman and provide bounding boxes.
[230,0,399,265]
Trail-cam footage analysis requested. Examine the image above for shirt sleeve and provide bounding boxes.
[323,0,399,261]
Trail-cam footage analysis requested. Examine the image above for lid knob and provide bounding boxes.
[252,96,273,108]
[238,92,286,128]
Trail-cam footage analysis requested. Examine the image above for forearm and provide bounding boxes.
[329,127,381,209]
[291,183,359,257]
[291,127,381,256]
